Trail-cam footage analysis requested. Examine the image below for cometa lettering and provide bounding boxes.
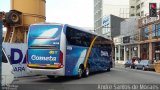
[31,55,56,61]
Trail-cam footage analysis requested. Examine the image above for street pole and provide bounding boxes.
[0,20,2,89]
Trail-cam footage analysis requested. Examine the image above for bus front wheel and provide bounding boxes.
[107,68,110,71]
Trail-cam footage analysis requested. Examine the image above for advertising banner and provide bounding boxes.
[2,43,31,77]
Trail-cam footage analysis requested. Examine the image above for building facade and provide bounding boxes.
[102,15,125,39]
[94,0,129,34]
[115,14,160,63]
[114,17,139,63]
[114,36,123,63]
[129,0,160,17]
[138,14,160,62]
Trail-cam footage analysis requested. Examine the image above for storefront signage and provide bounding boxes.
[139,15,160,27]
[155,50,160,53]
[142,17,158,25]
[123,36,130,43]
[102,16,110,27]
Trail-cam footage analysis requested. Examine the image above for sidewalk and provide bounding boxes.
[114,63,124,68]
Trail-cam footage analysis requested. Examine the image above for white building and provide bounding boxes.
[94,0,129,33]
[129,0,160,17]
[114,17,139,64]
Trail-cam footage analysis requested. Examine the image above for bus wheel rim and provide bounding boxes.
[78,68,82,77]
[86,67,89,76]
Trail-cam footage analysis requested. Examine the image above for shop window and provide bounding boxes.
[144,27,149,40]
[153,43,160,61]
[140,29,144,41]
[156,23,160,37]
[130,14,135,16]
[152,24,156,39]
[141,27,149,40]
[140,44,149,60]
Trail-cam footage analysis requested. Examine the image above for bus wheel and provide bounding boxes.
[77,67,83,78]
[84,66,90,77]
[107,68,110,72]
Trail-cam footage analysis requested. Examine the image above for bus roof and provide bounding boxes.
[30,22,112,41]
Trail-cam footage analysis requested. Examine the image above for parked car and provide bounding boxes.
[135,60,155,71]
[124,60,132,68]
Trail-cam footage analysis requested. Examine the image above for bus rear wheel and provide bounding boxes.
[77,67,83,79]
[84,66,90,77]
[107,68,110,71]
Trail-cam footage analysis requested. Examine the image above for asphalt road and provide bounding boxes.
[6,64,160,90]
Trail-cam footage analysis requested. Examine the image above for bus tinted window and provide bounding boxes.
[93,36,112,49]
[66,27,95,47]
[2,51,8,63]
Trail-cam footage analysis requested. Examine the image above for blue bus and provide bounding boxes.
[27,23,113,78]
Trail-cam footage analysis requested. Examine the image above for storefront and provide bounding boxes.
[125,46,130,60]
[153,42,160,61]
[114,36,124,63]
[124,44,138,60]
[122,35,139,62]
[138,14,160,61]
[140,43,149,60]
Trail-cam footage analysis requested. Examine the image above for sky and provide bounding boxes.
[0,0,129,29]
[104,0,129,5]
[0,0,94,28]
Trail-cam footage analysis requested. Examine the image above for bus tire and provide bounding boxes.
[84,65,90,77]
[107,68,110,72]
[77,66,83,79]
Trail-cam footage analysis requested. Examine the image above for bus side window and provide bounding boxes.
[2,51,8,63]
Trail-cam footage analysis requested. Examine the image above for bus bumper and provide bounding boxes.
[26,68,65,76]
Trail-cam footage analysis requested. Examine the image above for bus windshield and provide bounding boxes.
[28,25,62,47]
